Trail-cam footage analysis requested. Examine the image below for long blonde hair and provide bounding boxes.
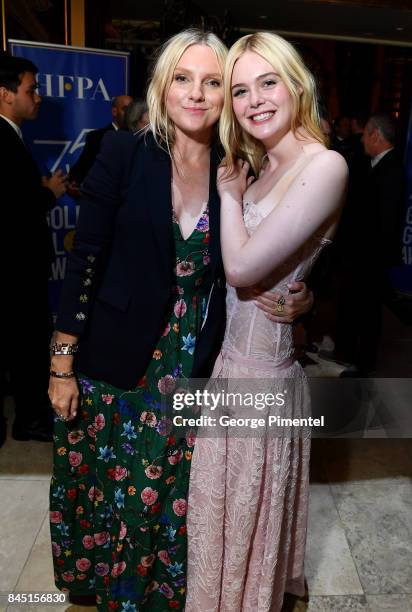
[146,28,227,154]
[219,32,326,175]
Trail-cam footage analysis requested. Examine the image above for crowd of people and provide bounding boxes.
[0,26,407,612]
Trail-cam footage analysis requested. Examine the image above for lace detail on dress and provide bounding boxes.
[223,201,330,369]
[187,183,330,610]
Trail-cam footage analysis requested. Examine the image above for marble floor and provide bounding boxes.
[0,307,411,612]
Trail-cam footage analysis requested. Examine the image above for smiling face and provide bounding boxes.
[231,50,295,147]
[166,44,224,141]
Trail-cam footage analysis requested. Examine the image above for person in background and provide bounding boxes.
[47,29,313,611]
[320,116,332,139]
[122,98,149,132]
[0,54,66,446]
[362,115,405,265]
[350,116,365,147]
[68,94,133,188]
[330,115,351,155]
[337,113,405,376]
[318,104,331,142]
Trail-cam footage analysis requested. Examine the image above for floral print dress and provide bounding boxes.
[50,208,211,611]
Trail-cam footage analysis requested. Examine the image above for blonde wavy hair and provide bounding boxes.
[219,32,326,176]
[146,29,227,154]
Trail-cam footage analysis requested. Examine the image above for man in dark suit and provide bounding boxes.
[0,54,66,445]
[68,94,133,188]
[337,113,406,376]
[362,114,405,268]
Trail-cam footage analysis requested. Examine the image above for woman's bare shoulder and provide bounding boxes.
[283,147,348,209]
[307,147,349,177]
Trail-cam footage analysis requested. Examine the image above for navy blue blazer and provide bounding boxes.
[56,130,226,389]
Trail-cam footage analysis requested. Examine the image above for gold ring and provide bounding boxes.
[276,295,285,312]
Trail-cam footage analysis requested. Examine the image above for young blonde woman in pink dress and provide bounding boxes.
[186,32,348,612]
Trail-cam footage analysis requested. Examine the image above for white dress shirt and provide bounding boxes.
[371,147,394,169]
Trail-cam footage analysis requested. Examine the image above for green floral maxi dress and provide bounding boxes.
[50,209,211,611]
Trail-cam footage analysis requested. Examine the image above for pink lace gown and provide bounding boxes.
[186,156,331,612]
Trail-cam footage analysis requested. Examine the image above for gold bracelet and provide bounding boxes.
[50,369,75,379]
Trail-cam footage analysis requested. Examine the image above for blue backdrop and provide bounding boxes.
[9,40,129,311]
[391,106,412,296]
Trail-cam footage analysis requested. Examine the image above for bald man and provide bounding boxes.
[69,95,133,187]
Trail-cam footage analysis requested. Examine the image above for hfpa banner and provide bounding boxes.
[391,105,412,296]
[9,40,129,311]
